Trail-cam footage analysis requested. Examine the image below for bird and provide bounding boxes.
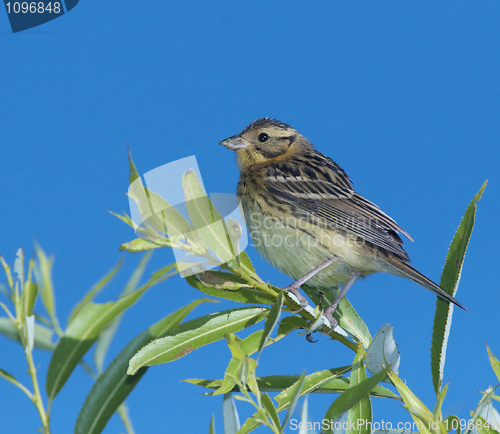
[219,118,465,329]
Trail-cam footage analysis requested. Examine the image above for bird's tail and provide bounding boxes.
[384,257,466,311]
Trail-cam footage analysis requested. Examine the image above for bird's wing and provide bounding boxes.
[263,152,411,261]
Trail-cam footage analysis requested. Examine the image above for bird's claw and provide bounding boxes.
[282,284,309,313]
[321,308,339,335]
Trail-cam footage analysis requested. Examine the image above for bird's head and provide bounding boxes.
[220,118,313,170]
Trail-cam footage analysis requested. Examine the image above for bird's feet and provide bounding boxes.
[282,282,309,313]
[322,304,339,335]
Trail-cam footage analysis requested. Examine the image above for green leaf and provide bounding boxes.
[214,357,242,396]
[68,258,124,326]
[282,371,306,429]
[127,307,269,374]
[262,393,281,430]
[0,255,14,293]
[302,285,371,348]
[119,238,166,253]
[127,145,140,184]
[431,180,486,394]
[108,211,135,229]
[0,317,54,350]
[145,187,193,238]
[324,365,389,423]
[238,252,257,276]
[183,169,234,264]
[23,259,38,317]
[94,254,151,373]
[209,415,216,434]
[486,344,500,383]
[46,288,146,400]
[75,299,210,434]
[225,334,246,360]
[345,348,372,434]
[388,371,434,434]
[433,381,449,421]
[35,246,61,333]
[237,367,351,434]
[186,274,275,305]
[0,368,32,399]
[258,292,283,357]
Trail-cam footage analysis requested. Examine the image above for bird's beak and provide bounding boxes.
[219,136,249,151]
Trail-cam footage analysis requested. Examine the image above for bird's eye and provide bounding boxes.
[258,132,269,143]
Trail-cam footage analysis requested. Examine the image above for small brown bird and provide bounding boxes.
[220,118,465,328]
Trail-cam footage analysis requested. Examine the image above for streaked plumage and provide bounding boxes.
[220,118,465,324]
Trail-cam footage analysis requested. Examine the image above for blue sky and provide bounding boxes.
[1,1,499,433]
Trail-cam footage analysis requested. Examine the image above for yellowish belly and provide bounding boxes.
[242,199,387,288]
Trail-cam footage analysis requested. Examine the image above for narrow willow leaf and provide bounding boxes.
[185,373,397,401]
[47,288,146,400]
[226,334,246,360]
[387,371,433,434]
[346,348,372,434]
[486,345,500,383]
[0,368,32,399]
[119,238,165,253]
[431,181,487,394]
[145,187,193,237]
[302,285,371,348]
[262,393,281,431]
[75,299,210,434]
[94,253,151,373]
[127,307,268,374]
[223,393,240,434]
[209,415,216,434]
[35,246,60,330]
[68,258,124,326]
[433,381,449,421]
[0,255,14,292]
[186,275,275,305]
[282,372,306,429]
[238,252,258,277]
[183,170,234,264]
[237,367,352,434]
[318,377,398,399]
[213,357,241,396]
[257,292,283,357]
[127,146,139,184]
[366,324,400,382]
[324,365,389,422]
[0,317,54,350]
[23,259,37,317]
[108,211,135,229]
[195,327,289,396]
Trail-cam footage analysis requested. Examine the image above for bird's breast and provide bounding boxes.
[238,184,387,288]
